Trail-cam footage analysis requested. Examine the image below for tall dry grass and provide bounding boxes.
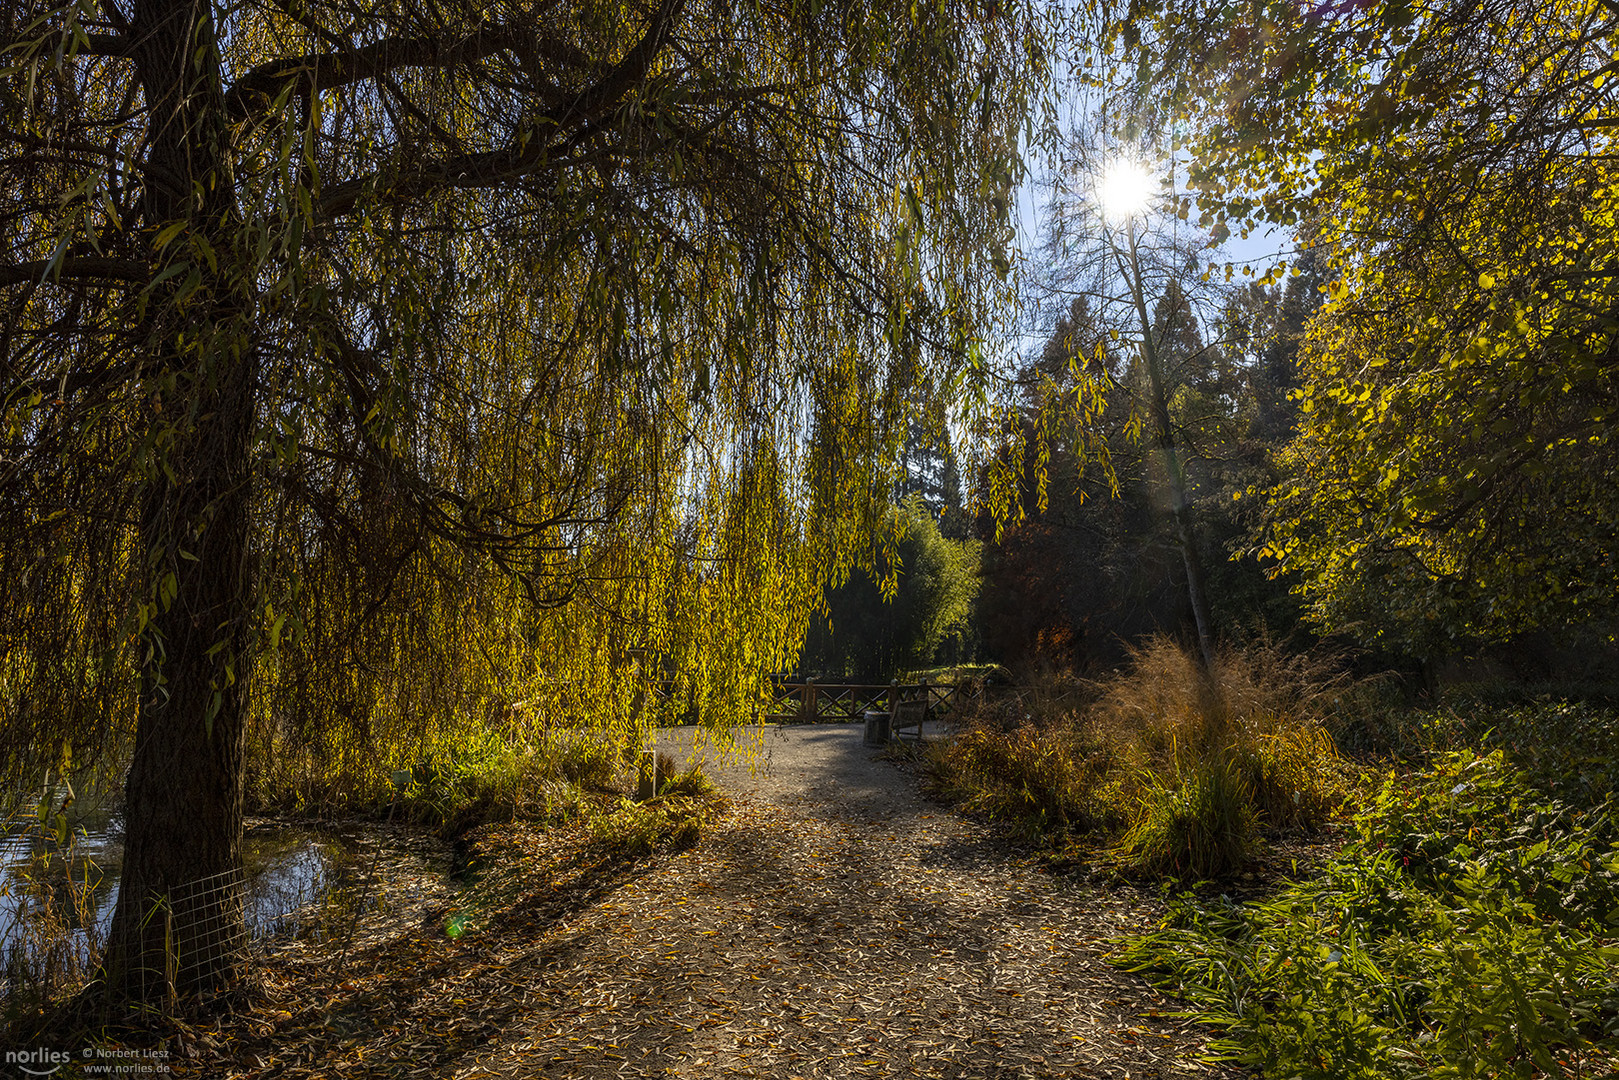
[927,636,1360,878]
[1,810,106,1020]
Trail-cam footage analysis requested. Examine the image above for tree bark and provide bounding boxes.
[102,379,255,999]
[1123,223,1217,676]
[100,0,256,1004]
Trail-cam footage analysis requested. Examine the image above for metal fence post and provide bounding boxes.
[919,676,929,739]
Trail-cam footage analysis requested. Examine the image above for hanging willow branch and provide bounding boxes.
[0,0,1049,791]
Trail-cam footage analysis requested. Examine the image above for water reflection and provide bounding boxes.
[1,806,388,961]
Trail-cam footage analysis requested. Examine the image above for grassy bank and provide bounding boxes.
[244,723,648,831]
[3,732,722,1027]
[1113,701,1619,1078]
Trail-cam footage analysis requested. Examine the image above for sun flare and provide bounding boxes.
[1096,159,1156,219]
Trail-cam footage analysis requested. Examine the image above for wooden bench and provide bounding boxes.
[890,697,929,741]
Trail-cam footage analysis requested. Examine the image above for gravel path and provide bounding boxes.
[654,722,949,812]
[494,722,1224,1079]
[210,724,1226,1079]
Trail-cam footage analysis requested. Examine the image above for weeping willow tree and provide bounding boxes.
[0,0,1047,1003]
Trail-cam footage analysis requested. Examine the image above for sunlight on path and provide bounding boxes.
[458,727,1220,1079]
[208,727,1224,1079]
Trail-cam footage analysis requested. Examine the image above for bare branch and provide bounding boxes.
[225,24,520,119]
[556,0,686,124]
[0,256,146,288]
[312,0,687,217]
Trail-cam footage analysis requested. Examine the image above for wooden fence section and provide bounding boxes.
[760,680,974,734]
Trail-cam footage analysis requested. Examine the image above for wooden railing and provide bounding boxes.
[760,679,974,734]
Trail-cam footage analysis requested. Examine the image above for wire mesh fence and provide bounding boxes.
[102,867,248,1005]
[2,837,348,1011]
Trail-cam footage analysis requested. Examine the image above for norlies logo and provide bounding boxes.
[4,1049,69,1077]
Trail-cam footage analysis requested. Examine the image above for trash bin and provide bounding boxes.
[863,710,891,747]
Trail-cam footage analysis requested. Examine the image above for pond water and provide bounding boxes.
[0,794,444,968]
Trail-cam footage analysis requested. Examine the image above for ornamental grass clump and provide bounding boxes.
[1092,637,1354,846]
[928,636,1358,877]
[1231,715,1352,830]
[923,704,1126,842]
[1114,755,1256,879]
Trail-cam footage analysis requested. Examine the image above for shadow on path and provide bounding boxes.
[192,724,1227,1080]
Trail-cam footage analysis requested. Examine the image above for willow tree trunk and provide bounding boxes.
[100,0,255,1003]
[103,369,256,1001]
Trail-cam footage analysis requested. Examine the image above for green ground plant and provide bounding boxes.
[926,637,1356,877]
[248,721,639,836]
[1113,703,1619,1079]
[588,773,728,858]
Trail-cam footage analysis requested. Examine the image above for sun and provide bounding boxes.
[1095,159,1157,219]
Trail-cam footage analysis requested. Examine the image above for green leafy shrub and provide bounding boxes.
[655,761,718,799]
[588,782,728,857]
[1113,713,1619,1079]
[588,800,669,856]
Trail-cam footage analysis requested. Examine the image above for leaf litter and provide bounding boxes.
[164,728,1233,1079]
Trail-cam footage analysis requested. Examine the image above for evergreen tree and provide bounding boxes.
[895,391,964,518]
